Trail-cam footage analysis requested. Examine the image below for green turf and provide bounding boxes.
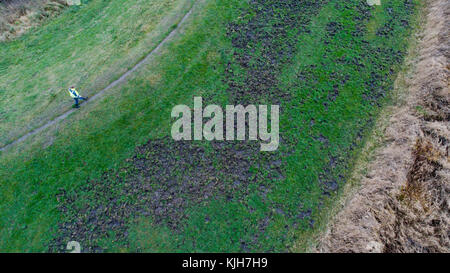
[0,0,192,147]
[0,0,419,252]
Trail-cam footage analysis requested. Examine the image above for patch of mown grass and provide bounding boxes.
[0,0,192,147]
[0,0,418,252]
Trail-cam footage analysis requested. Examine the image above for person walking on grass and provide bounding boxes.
[68,86,88,108]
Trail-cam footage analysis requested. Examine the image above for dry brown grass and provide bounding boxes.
[382,137,448,252]
[0,0,67,41]
[318,0,449,253]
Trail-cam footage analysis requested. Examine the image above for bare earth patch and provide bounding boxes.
[318,0,449,253]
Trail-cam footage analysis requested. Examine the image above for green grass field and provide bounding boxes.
[0,0,419,252]
[0,0,192,146]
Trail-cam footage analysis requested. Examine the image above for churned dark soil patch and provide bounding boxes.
[225,0,328,105]
[50,140,263,252]
[0,0,67,41]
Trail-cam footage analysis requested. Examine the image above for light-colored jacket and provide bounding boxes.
[68,88,80,98]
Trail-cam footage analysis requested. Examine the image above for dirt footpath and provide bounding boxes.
[318,0,449,253]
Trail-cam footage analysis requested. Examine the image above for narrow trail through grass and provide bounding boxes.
[0,4,195,152]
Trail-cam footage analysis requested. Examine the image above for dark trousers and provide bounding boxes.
[74,97,87,107]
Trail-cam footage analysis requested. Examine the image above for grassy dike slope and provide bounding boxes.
[0,0,418,252]
[0,0,192,147]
